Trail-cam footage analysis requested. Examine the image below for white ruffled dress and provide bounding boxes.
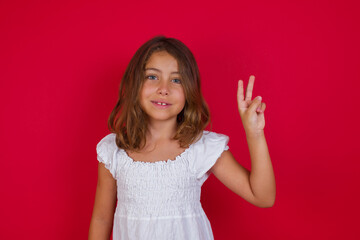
[96,130,229,240]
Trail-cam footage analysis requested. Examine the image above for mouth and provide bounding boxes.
[151,100,172,108]
[151,101,171,106]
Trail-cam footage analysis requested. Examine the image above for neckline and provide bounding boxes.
[121,146,192,165]
[120,131,206,165]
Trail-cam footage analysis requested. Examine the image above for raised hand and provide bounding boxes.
[237,75,266,136]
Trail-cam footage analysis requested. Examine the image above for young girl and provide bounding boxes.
[89,36,276,240]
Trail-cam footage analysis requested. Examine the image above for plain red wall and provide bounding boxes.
[1,0,359,239]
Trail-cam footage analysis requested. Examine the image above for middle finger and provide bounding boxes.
[245,75,255,102]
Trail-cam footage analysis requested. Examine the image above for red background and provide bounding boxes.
[1,0,359,239]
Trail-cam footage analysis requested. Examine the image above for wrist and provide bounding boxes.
[245,130,264,139]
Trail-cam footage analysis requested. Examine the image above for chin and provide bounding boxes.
[147,115,178,122]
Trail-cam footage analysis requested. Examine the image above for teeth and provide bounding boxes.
[156,102,167,106]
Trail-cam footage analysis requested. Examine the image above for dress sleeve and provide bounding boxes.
[96,133,119,179]
[192,131,230,182]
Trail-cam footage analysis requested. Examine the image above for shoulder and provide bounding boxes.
[96,133,121,179]
[97,133,116,146]
[202,130,229,140]
[96,133,118,152]
[190,130,230,182]
[194,130,230,146]
[96,133,119,163]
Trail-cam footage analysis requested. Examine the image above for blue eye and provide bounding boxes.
[172,78,181,84]
[146,75,157,80]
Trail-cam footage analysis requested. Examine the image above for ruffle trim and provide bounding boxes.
[194,131,230,181]
[120,145,193,166]
[96,131,229,181]
[96,133,118,179]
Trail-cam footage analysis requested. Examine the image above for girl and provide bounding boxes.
[89,36,276,240]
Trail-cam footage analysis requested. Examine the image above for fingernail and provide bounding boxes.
[257,96,262,100]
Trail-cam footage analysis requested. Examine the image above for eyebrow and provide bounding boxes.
[145,67,180,74]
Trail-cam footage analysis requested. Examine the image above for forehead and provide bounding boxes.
[145,51,179,70]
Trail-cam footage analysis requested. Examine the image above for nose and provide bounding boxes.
[157,80,169,96]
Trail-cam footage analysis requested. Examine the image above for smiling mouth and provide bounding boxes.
[152,101,171,106]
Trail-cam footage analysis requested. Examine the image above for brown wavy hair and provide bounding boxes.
[108,35,210,151]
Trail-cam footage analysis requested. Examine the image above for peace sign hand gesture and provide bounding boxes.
[237,75,266,136]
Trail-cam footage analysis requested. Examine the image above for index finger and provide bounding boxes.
[237,80,244,101]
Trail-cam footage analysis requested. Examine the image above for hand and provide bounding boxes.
[237,75,266,136]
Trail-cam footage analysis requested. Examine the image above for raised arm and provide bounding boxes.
[210,75,276,208]
[88,162,117,239]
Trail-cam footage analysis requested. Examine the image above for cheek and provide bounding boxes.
[140,83,153,99]
[177,88,186,106]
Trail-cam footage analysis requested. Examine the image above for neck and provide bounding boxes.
[146,120,178,142]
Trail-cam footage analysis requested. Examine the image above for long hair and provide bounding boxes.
[108,35,210,151]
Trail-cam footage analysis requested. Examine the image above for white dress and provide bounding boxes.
[96,130,229,240]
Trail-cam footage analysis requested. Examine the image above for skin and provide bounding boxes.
[89,51,187,239]
[88,161,117,240]
[88,54,276,239]
[210,75,276,208]
[140,51,185,124]
[128,51,188,161]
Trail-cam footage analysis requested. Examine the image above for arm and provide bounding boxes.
[211,132,275,208]
[88,162,117,239]
[246,130,275,207]
[210,75,276,208]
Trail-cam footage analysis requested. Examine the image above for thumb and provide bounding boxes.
[249,96,262,112]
